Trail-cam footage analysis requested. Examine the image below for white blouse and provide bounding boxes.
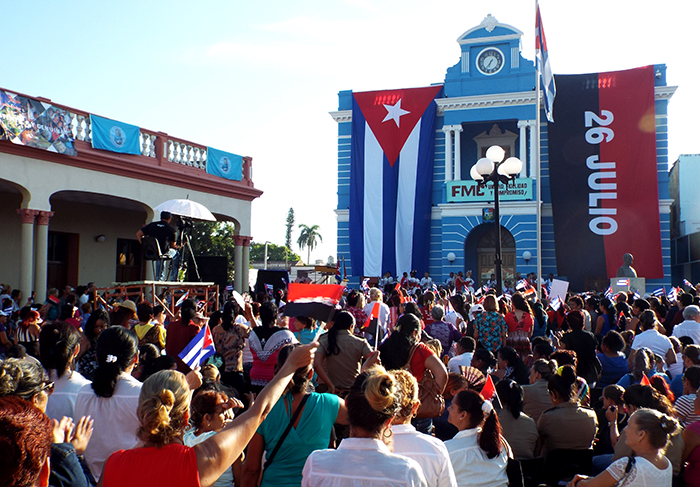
[444,428,508,487]
[74,372,142,480]
[606,455,672,486]
[391,424,458,487]
[45,369,91,421]
[302,437,427,487]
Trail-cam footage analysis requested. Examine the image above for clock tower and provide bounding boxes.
[444,14,536,97]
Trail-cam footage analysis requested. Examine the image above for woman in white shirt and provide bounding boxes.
[567,408,678,487]
[39,321,91,421]
[74,326,142,480]
[391,370,457,487]
[302,366,427,487]
[445,389,509,487]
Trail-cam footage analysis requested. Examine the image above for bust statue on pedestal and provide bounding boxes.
[616,253,638,278]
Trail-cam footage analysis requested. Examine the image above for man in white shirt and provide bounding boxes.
[631,312,676,366]
[448,337,475,374]
[672,305,700,345]
[363,288,390,345]
[420,272,434,292]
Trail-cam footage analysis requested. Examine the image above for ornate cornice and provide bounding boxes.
[16,208,39,224]
[36,211,54,226]
[330,86,677,123]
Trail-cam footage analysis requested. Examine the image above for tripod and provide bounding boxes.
[177,229,202,282]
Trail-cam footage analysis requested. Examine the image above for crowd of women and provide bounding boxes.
[1,280,700,487]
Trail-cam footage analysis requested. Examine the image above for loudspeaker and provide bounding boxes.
[187,255,228,289]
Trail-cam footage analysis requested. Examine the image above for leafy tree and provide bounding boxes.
[188,221,237,279]
[297,224,322,265]
[249,242,301,263]
[285,208,295,249]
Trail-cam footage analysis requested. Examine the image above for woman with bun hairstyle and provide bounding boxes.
[40,321,91,421]
[537,364,598,455]
[608,384,685,476]
[302,366,427,487]
[568,408,679,487]
[74,326,141,479]
[523,358,557,424]
[101,343,318,487]
[390,369,457,487]
[445,389,509,487]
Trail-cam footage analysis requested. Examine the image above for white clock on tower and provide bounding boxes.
[476,47,504,75]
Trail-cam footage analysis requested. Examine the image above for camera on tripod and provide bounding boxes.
[177,216,194,231]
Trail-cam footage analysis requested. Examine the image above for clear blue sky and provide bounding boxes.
[4,0,697,264]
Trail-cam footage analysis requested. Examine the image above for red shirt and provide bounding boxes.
[165,319,201,373]
[103,443,200,487]
[505,311,533,333]
[409,343,434,381]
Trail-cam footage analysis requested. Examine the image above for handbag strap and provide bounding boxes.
[403,344,420,371]
[263,394,310,470]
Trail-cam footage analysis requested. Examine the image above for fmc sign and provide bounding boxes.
[446,178,533,203]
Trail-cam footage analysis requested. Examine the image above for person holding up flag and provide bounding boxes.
[166,299,203,374]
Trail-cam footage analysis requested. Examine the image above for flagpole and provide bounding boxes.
[535,0,543,302]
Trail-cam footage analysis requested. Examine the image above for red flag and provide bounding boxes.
[363,301,381,330]
[481,374,496,401]
[640,373,651,386]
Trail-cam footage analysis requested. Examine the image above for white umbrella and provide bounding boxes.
[153,199,217,221]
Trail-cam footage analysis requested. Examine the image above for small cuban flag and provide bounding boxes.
[90,114,141,155]
[683,279,693,288]
[549,294,563,311]
[651,287,665,298]
[604,286,614,298]
[176,291,189,307]
[178,325,216,370]
[206,146,242,181]
[667,287,678,302]
[361,278,370,291]
[616,278,630,287]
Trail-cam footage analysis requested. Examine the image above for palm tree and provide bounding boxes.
[297,224,322,265]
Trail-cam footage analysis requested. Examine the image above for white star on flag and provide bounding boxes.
[382,99,410,127]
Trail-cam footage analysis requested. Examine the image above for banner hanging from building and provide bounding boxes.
[90,114,141,155]
[548,65,663,290]
[349,85,442,277]
[206,146,242,181]
[447,178,532,203]
[0,90,77,156]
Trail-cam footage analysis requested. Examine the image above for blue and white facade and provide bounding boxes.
[332,15,675,291]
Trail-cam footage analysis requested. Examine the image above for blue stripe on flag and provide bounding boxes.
[206,146,242,181]
[90,114,141,155]
[178,326,215,369]
[382,153,398,275]
[349,98,366,276]
[411,100,437,274]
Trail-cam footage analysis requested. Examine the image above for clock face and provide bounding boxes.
[476,48,504,75]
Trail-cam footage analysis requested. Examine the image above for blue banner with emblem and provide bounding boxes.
[206,146,242,181]
[90,114,141,155]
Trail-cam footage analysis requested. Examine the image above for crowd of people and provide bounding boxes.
[1,276,700,487]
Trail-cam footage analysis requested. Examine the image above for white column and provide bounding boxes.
[453,125,463,181]
[517,120,529,178]
[442,126,453,182]
[234,236,243,293]
[242,239,251,293]
[34,211,53,304]
[528,121,537,180]
[16,209,38,303]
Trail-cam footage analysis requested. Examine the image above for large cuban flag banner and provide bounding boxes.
[349,85,442,277]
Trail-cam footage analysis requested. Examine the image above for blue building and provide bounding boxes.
[332,15,675,292]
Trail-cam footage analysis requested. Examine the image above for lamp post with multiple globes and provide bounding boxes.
[469,145,523,295]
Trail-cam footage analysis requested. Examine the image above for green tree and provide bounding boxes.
[285,208,295,249]
[188,221,237,279]
[249,242,301,263]
[297,224,322,265]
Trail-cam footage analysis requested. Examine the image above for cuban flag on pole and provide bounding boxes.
[178,325,216,370]
[349,85,442,278]
[536,2,556,123]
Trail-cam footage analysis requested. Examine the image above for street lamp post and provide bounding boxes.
[470,145,523,296]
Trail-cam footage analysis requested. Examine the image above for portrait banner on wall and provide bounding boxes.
[547,66,663,290]
[0,90,77,156]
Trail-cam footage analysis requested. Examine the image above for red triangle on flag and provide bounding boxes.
[363,301,382,330]
[481,374,496,401]
[354,85,442,166]
[640,373,651,386]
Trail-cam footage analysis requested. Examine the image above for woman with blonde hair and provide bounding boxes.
[568,408,679,487]
[302,366,427,487]
[390,369,457,487]
[473,295,507,353]
[100,342,318,487]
